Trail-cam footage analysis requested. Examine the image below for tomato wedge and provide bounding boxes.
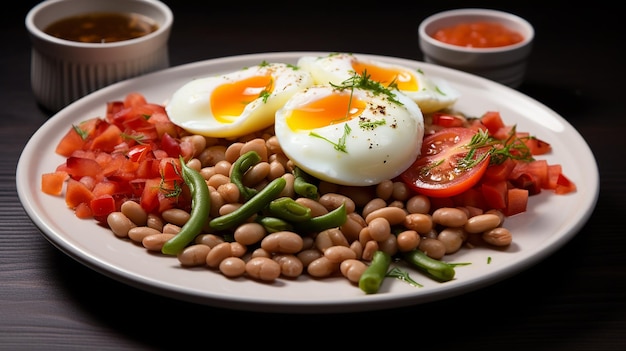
[400,127,492,198]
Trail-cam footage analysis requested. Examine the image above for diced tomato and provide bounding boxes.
[140,178,163,213]
[503,188,529,216]
[431,112,466,128]
[483,158,517,182]
[92,181,117,198]
[510,160,549,194]
[128,144,152,162]
[452,187,486,210]
[148,110,180,138]
[492,126,512,141]
[159,157,183,182]
[555,173,577,195]
[480,111,505,135]
[466,118,488,132]
[90,195,116,218]
[509,173,541,195]
[524,137,551,155]
[546,164,562,190]
[74,202,93,219]
[65,156,103,179]
[55,126,87,157]
[46,92,199,220]
[481,180,508,209]
[55,118,101,157]
[89,124,123,153]
[41,171,69,195]
[65,178,95,209]
[106,101,126,122]
[124,92,148,108]
[139,177,187,214]
[135,158,160,179]
[159,132,181,158]
[119,113,154,133]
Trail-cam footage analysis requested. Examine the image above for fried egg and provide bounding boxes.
[297,53,459,114]
[165,62,314,138]
[274,84,424,186]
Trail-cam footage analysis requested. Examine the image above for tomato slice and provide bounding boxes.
[400,127,491,198]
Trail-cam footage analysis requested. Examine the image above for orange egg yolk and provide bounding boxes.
[210,74,274,123]
[351,61,418,92]
[286,92,366,131]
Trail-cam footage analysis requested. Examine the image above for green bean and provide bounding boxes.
[403,249,456,282]
[268,197,312,222]
[293,203,347,233]
[230,150,261,201]
[255,216,294,233]
[209,177,286,231]
[359,250,392,294]
[162,157,210,256]
[293,166,318,199]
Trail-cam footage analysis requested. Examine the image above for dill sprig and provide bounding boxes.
[330,69,403,106]
[309,124,351,153]
[121,132,147,145]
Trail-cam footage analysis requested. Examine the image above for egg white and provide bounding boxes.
[297,53,460,114]
[165,62,314,138]
[274,85,424,186]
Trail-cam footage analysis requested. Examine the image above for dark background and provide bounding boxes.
[1,1,624,350]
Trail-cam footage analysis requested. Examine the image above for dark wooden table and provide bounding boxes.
[2,1,624,350]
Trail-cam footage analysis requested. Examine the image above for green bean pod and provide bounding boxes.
[255,216,294,233]
[403,249,456,282]
[268,197,312,222]
[209,177,286,231]
[359,250,392,294]
[293,166,318,199]
[293,203,347,233]
[162,157,211,256]
[230,150,261,201]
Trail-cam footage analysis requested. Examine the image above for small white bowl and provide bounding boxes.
[26,0,173,112]
[419,8,534,88]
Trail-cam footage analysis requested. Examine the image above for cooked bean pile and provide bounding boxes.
[106,126,513,285]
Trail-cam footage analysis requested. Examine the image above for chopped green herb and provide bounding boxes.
[387,266,423,288]
[359,118,386,130]
[121,132,146,145]
[331,70,403,105]
[72,124,89,140]
[309,123,351,153]
[449,262,472,268]
[260,89,271,103]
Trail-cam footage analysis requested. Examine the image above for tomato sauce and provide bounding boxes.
[432,21,524,48]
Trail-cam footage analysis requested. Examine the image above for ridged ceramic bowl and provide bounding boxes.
[419,8,534,88]
[26,0,173,112]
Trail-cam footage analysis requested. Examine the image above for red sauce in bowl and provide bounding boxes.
[433,21,524,48]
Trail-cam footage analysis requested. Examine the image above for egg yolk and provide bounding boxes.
[286,92,366,131]
[351,61,418,92]
[210,74,274,124]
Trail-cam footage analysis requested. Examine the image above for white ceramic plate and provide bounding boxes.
[17,52,599,313]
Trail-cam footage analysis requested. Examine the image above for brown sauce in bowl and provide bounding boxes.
[43,12,159,43]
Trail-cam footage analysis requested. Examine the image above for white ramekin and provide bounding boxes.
[419,8,534,88]
[26,0,173,112]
